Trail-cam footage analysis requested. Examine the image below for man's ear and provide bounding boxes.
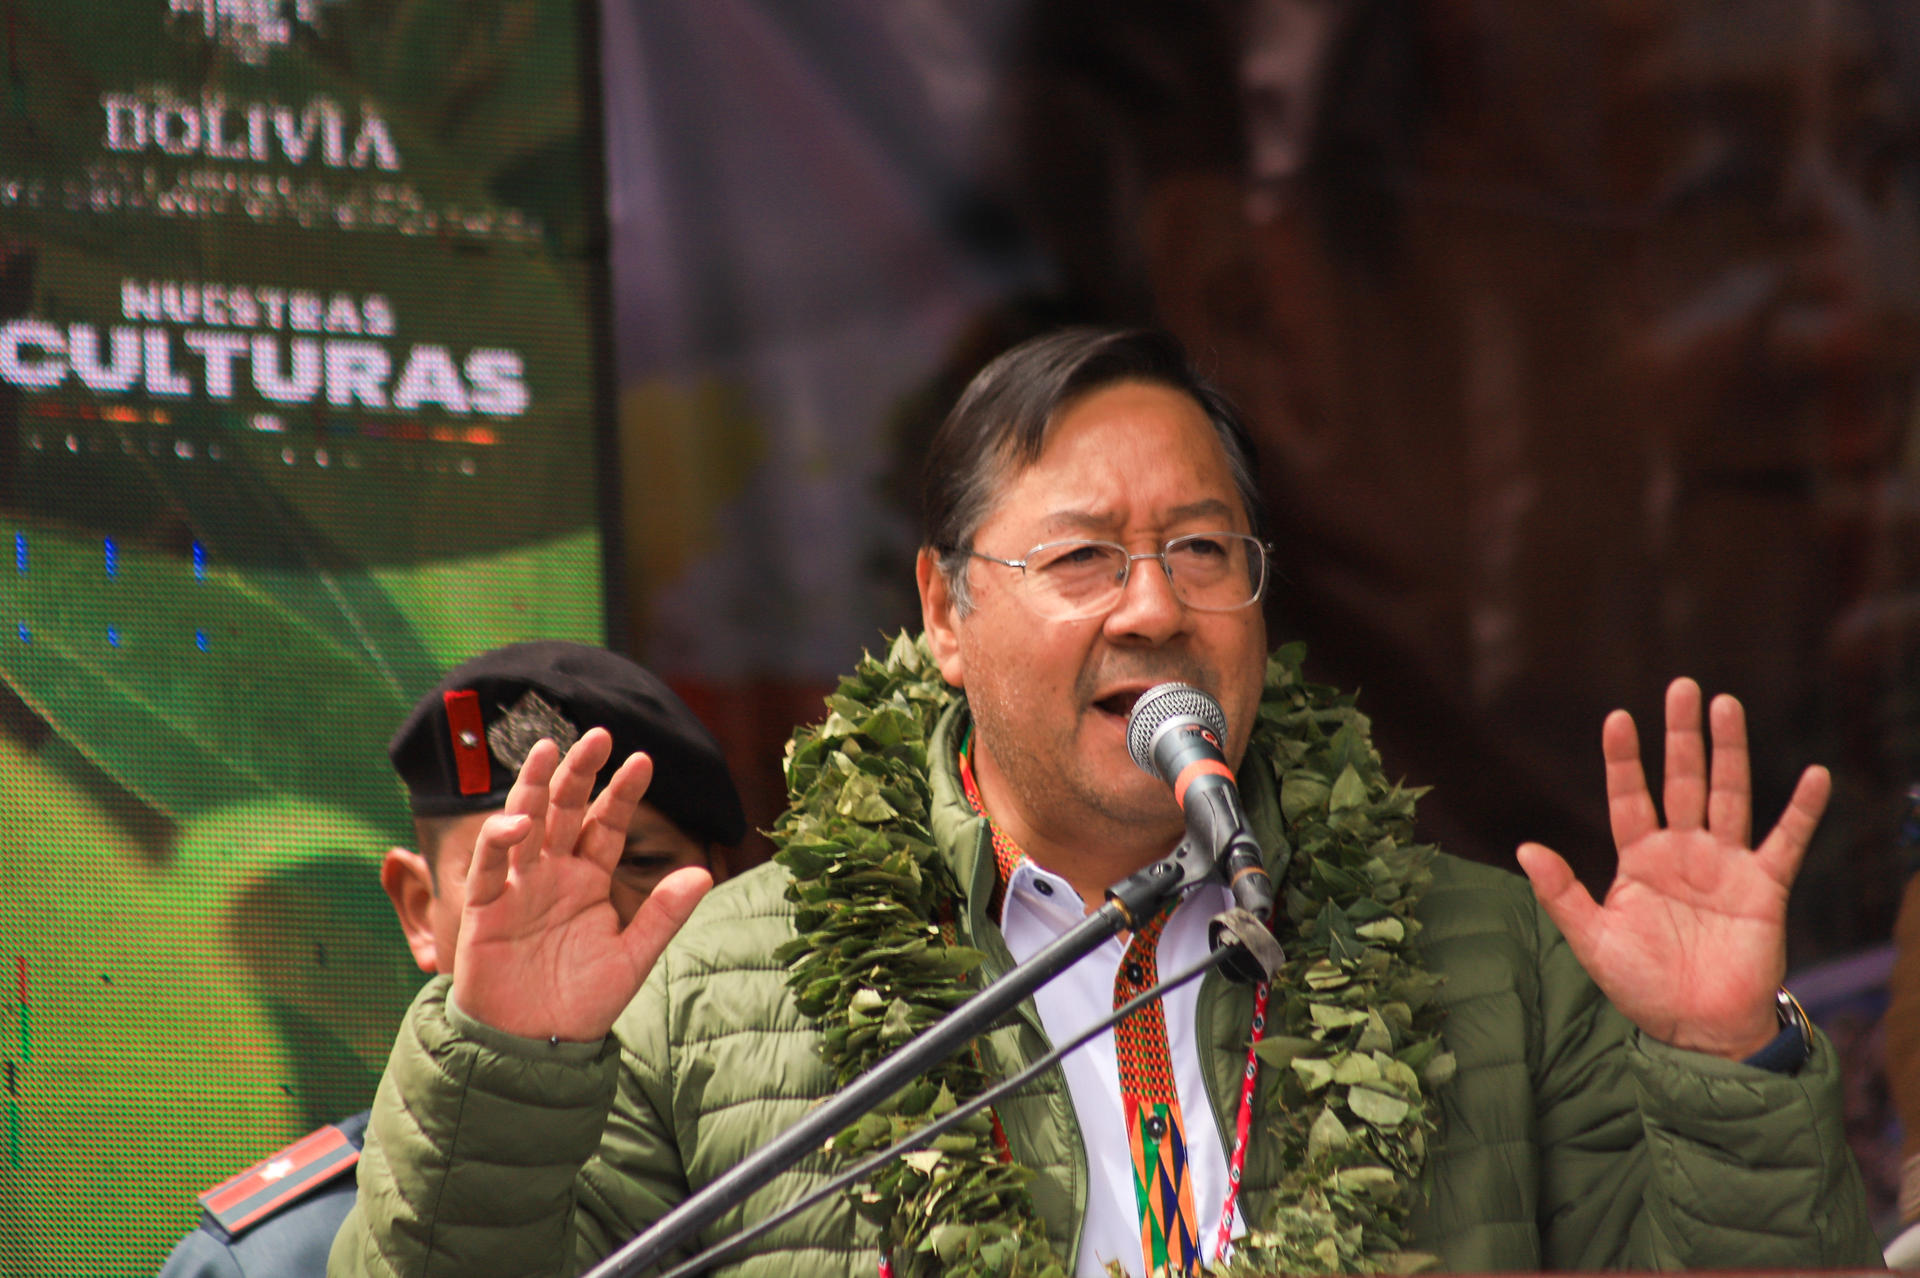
[380,846,441,974]
[917,547,967,689]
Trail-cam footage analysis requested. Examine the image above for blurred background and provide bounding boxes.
[5,0,1919,1270]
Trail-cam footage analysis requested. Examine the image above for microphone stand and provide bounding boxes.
[652,945,1249,1278]
[584,835,1230,1278]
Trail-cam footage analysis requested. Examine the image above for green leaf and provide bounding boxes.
[927,1223,973,1259]
[1332,1053,1382,1086]
[859,706,914,749]
[1356,917,1405,944]
[1291,1056,1336,1091]
[1331,1166,1400,1199]
[1328,722,1371,772]
[836,773,901,823]
[1251,1035,1319,1070]
[1308,1106,1351,1160]
[1309,1004,1368,1032]
[1303,960,1350,991]
[1281,774,1330,821]
[1347,1087,1410,1127]
[898,945,986,981]
[888,631,923,670]
[1329,764,1368,812]
[1382,1058,1420,1094]
[2,524,420,831]
[881,998,918,1046]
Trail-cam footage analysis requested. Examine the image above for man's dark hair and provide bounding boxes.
[922,326,1264,611]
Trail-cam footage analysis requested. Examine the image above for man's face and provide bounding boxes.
[386,798,711,975]
[921,380,1268,859]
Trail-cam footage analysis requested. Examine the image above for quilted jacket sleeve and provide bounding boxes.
[1412,856,1878,1270]
[1527,892,1881,1270]
[570,959,698,1270]
[326,869,874,1278]
[1626,1024,1879,1266]
[577,892,881,1278]
[325,977,624,1278]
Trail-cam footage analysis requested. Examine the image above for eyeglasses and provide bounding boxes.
[954,532,1270,621]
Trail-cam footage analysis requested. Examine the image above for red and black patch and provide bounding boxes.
[443,688,493,795]
[197,1123,360,1236]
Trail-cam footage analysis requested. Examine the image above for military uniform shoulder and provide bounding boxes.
[192,1111,367,1240]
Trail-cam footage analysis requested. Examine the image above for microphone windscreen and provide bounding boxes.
[1126,682,1228,776]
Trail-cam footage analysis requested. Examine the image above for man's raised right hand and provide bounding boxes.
[450,728,711,1042]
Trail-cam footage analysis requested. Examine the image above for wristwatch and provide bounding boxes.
[1741,987,1812,1074]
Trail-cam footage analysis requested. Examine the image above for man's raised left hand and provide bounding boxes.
[1516,678,1828,1061]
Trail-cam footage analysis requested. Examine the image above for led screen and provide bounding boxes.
[0,2,610,1271]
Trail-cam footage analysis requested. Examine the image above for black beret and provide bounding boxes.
[387,641,746,846]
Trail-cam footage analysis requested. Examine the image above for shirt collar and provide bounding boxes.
[957,728,1034,924]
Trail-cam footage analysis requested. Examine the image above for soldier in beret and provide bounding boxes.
[155,642,743,1278]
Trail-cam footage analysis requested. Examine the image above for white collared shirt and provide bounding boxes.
[998,859,1244,1278]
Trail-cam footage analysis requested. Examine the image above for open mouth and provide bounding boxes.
[1092,688,1149,719]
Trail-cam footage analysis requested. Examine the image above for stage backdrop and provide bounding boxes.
[605,2,1920,1228]
[606,0,1920,958]
[0,2,612,1271]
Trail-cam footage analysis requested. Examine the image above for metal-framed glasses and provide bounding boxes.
[957,532,1270,621]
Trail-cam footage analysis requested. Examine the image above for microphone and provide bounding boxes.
[1126,682,1276,924]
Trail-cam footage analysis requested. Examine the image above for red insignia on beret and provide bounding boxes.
[443,689,492,795]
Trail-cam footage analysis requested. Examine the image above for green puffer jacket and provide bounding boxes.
[330,702,1878,1278]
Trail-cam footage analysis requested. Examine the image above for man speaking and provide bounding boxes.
[330,328,1874,1276]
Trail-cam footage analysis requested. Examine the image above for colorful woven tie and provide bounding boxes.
[1115,909,1202,1274]
[958,740,1204,1276]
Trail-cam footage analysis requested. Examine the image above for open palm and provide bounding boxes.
[1516,679,1829,1060]
[450,729,710,1042]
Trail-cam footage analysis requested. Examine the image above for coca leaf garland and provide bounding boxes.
[773,634,1448,1277]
